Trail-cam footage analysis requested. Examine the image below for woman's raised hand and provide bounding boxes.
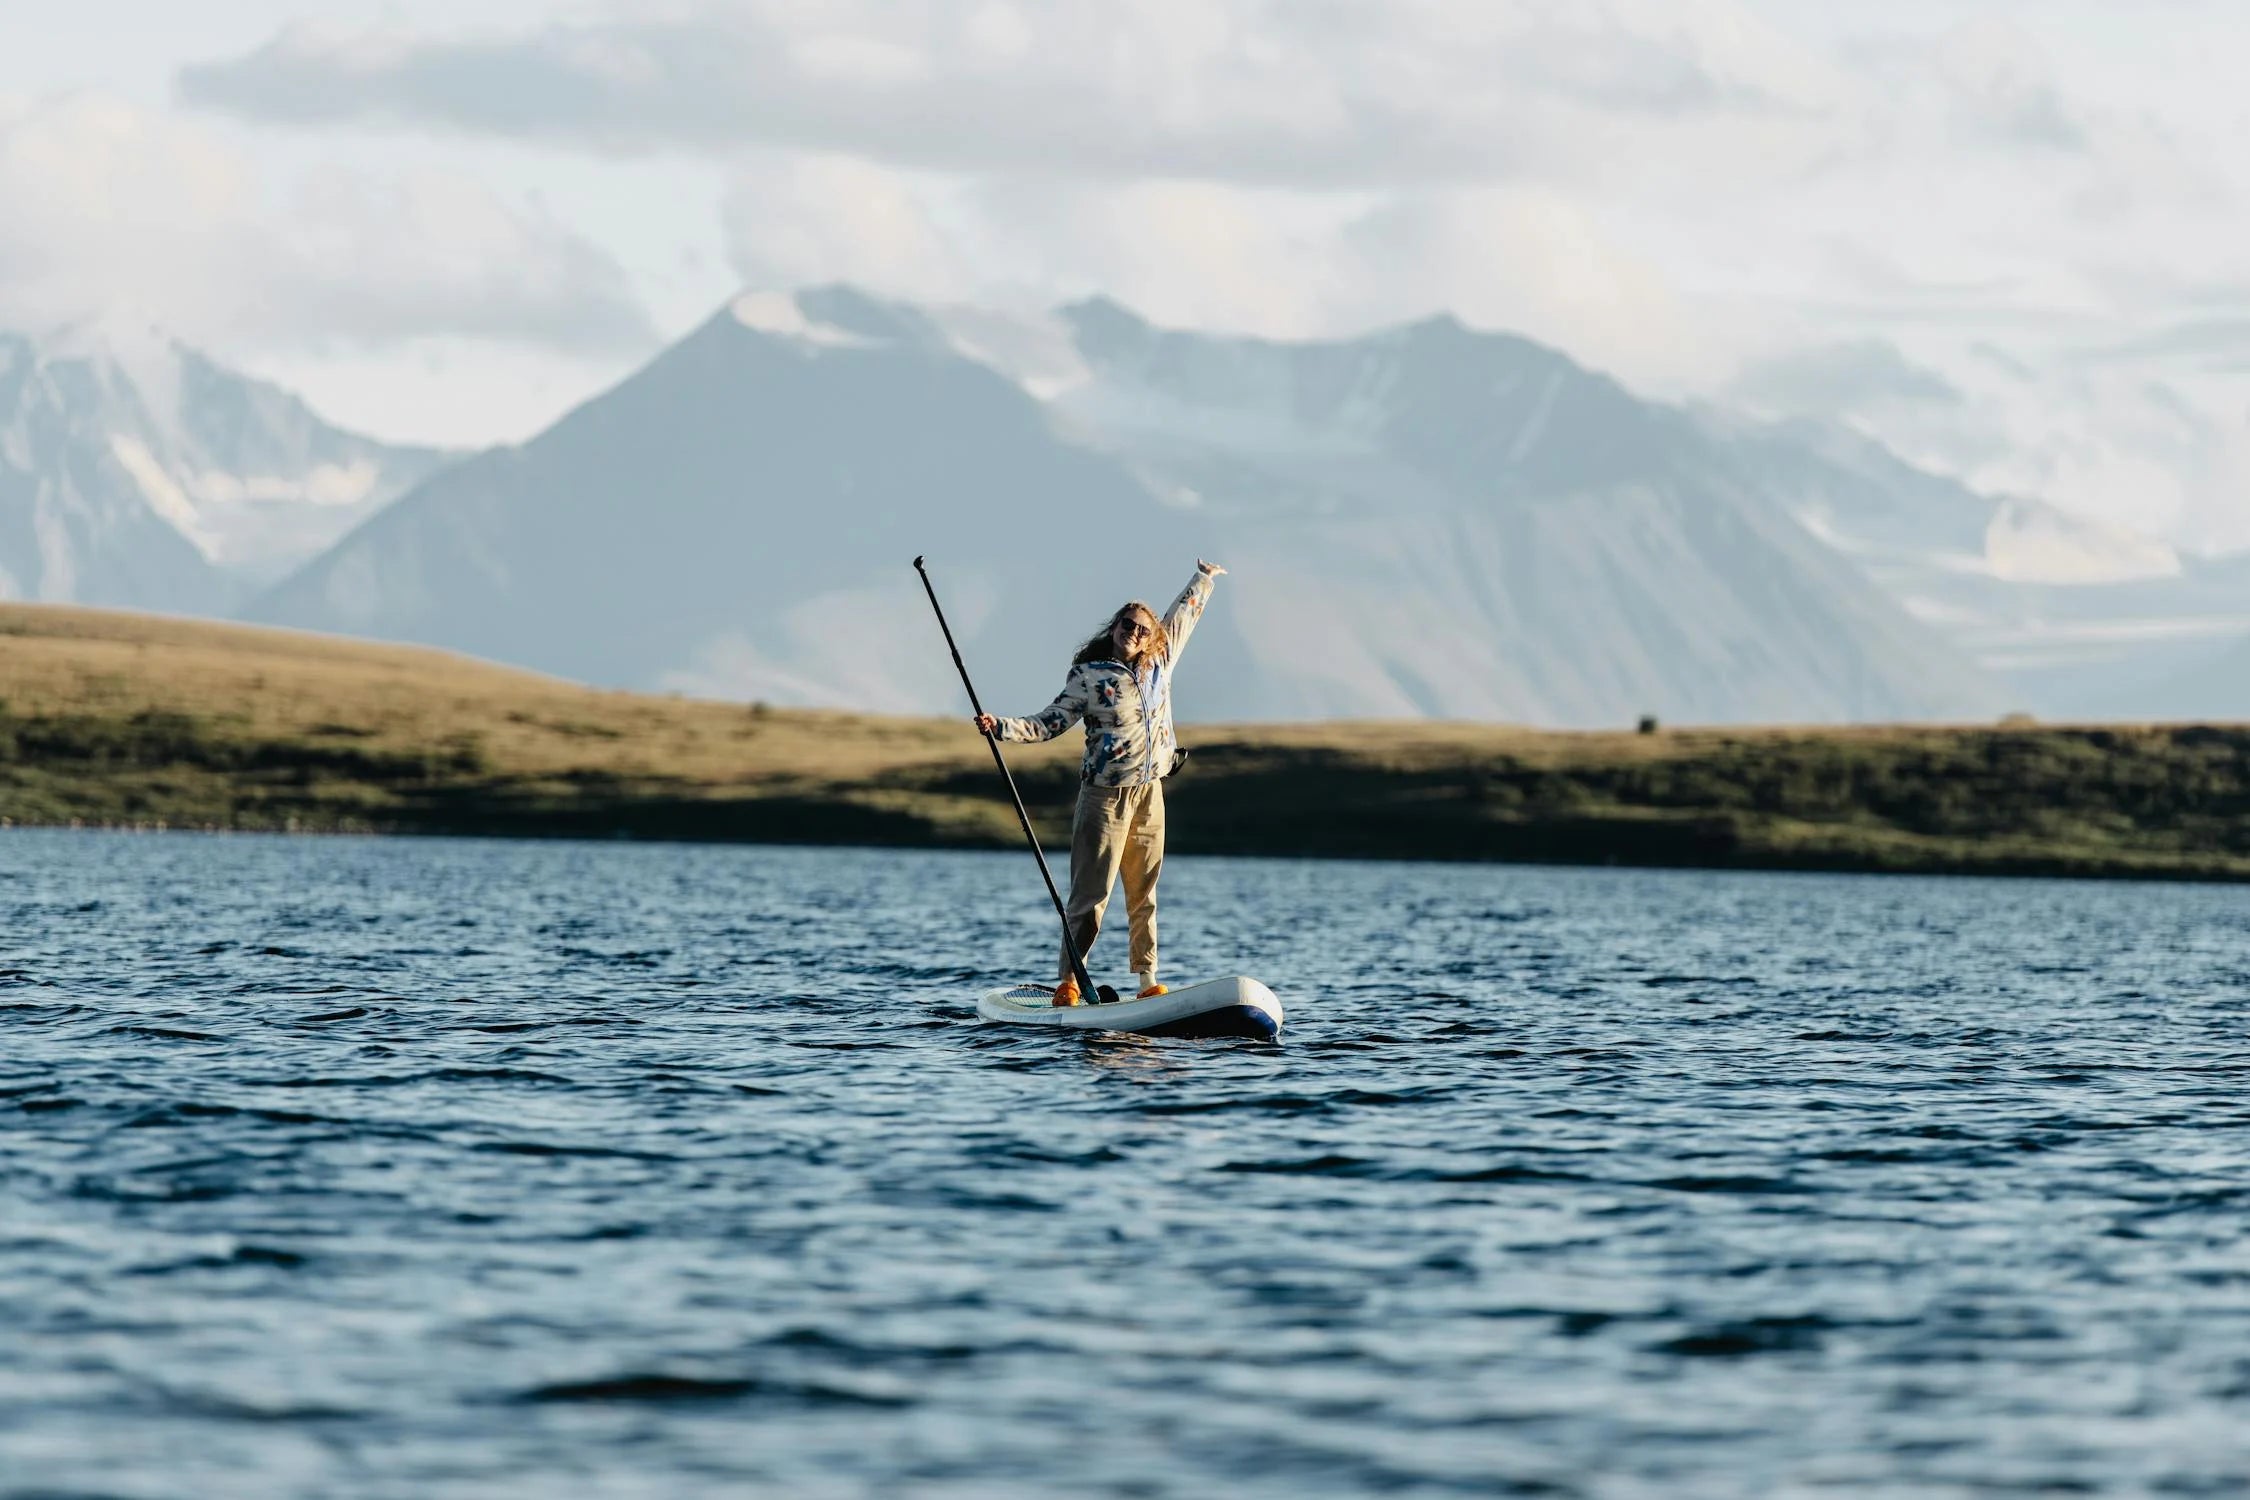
[1198,558,1228,575]
[974,713,999,736]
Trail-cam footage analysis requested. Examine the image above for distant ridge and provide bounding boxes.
[250,288,1212,713]
[247,286,2009,728]
[0,315,449,611]
[14,291,2247,725]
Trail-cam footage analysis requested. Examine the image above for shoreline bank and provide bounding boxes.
[6,602,2249,884]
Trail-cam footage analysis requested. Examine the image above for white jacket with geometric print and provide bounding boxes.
[992,564,1218,787]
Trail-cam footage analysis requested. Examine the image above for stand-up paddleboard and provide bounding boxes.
[917,559,1276,1042]
[978,976,1283,1040]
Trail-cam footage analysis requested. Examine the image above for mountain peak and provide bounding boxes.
[1393,309,1468,339]
[245,274,2010,727]
[36,306,178,360]
[725,288,886,349]
[721,285,952,356]
[0,313,448,599]
[1054,295,1157,364]
[1375,307,1586,377]
[1057,293,1146,328]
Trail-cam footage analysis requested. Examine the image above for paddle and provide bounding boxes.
[913,556,1118,1006]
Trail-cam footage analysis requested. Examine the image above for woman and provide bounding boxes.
[975,559,1227,1006]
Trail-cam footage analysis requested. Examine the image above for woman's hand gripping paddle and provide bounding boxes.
[913,557,1118,1006]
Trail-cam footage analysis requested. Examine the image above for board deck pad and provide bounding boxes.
[977,975,1283,1040]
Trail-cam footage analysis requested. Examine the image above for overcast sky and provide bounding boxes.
[6,1,2249,549]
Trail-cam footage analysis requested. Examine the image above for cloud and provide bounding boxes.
[1731,340,1963,417]
[1723,326,2250,552]
[1335,187,1707,385]
[2088,314,2250,370]
[179,2,1833,187]
[951,175,1348,336]
[1864,19,2095,153]
[266,170,655,353]
[0,91,655,358]
[718,156,1349,346]
[721,152,973,304]
[174,5,2196,374]
[155,3,2250,546]
[712,155,1722,389]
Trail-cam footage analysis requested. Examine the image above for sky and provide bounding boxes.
[6,1,2250,550]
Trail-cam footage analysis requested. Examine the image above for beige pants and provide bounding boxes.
[1059,779,1165,981]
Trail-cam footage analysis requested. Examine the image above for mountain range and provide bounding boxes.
[243,287,2006,727]
[0,315,447,613]
[6,292,2244,727]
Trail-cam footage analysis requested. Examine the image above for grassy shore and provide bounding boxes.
[5,602,2250,881]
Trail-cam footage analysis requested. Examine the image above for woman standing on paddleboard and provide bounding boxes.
[975,559,1226,1006]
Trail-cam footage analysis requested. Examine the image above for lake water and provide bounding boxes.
[4,829,2248,1498]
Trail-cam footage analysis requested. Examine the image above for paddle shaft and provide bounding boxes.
[912,557,1103,1001]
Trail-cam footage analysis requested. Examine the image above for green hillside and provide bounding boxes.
[5,603,2249,881]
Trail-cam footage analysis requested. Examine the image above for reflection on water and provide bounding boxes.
[1080,1031,1201,1077]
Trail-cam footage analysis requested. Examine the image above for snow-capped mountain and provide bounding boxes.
[249,287,2015,727]
[0,315,450,611]
[248,290,1226,717]
[992,298,2009,722]
[1708,417,2250,717]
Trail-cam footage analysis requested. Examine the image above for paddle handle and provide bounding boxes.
[913,557,1101,1001]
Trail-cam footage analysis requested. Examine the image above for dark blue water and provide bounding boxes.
[4,830,2248,1498]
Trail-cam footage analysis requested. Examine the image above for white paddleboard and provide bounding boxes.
[977,975,1283,1040]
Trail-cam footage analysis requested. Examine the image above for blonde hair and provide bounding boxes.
[1072,601,1169,668]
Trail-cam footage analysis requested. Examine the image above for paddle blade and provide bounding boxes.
[1096,985,1121,1005]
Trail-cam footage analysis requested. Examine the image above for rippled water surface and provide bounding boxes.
[5,829,2249,1498]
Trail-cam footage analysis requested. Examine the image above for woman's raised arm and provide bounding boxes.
[1162,559,1225,661]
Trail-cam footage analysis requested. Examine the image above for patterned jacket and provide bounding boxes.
[993,565,1218,786]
